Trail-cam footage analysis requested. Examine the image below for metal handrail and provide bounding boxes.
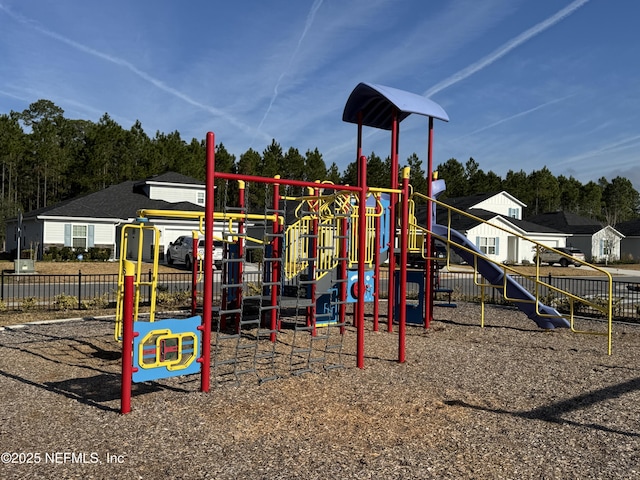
[409,192,614,354]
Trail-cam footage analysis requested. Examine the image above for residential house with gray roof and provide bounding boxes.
[526,211,624,263]
[416,191,569,265]
[6,172,208,262]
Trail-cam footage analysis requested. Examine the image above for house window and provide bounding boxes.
[478,237,498,255]
[72,225,88,248]
[64,224,95,249]
[197,192,205,205]
[508,208,519,219]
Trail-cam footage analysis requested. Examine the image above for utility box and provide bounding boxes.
[14,259,35,273]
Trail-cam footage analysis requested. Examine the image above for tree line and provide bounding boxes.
[1,99,638,244]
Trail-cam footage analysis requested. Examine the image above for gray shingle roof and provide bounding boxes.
[617,219,640,236]
[23,173,204,220]
[526,211,603,234]
[413,204,561,234]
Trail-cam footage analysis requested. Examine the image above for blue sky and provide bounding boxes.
[1,0,639,192]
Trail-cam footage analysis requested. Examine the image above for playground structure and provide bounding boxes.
[116,82,614,413]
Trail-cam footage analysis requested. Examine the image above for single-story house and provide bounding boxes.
[526,211,624,263]
[417,191,569,265]
[5,172,217,263]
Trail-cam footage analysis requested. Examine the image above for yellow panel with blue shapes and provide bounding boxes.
[132,316,202,383]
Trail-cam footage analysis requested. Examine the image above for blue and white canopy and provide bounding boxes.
[342,82,449,130]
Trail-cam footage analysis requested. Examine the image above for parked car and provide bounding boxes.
[534,246,585,267]
[166,236,224,269]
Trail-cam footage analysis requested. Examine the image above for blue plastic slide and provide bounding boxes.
[432,224,570,329]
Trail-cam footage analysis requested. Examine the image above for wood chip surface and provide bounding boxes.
[0,302,638,479]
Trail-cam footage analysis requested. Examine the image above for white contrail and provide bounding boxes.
[254,0,324,137]
[0,3,265,138]
[456,94,577,139]
[424,0,590,97]
[558,133,640,166]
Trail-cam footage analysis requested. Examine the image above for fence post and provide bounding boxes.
[78,270,82,310]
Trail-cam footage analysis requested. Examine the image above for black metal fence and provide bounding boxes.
[0,270,222,312]
[435,271,640,323]
[1,269,639,323]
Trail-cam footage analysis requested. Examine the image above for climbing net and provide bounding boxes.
[210,178,355,387]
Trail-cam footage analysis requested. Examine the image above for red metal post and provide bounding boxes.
[387,109,399,332]
[425,117,434,329]
[120,260,135,414]
[398,168,410,363]
[200,131,215,393]
[354,112,363,330]
[356,154,367,369]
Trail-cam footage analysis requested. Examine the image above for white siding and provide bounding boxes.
[44,221,116,245]
[43,222,65,244]
[463,217,567,265]
[147,184,205,204]
[94,223,116,245]
[466,223,508,263]
[474,192,523,219]
[591,227,622,262]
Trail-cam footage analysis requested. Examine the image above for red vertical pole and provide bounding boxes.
[387,109,399,332]
[191,233,198,316]
[398,168,410,363]
[353,112,363,330]
[200,131,215,393]
[356,154,367,369]
[120,260,135,414]
[425,117,434,329]
[270,178,281,341]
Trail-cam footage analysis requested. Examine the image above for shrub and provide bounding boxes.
[59,247,74,261]
[156,289,190,307]
[20,297,38,311]
[87,247,111,261]
[54,293,77,311]
[81,294,110,310]
[46,246,60,261]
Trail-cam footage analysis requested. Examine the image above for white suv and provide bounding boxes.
[166,236,224,269]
